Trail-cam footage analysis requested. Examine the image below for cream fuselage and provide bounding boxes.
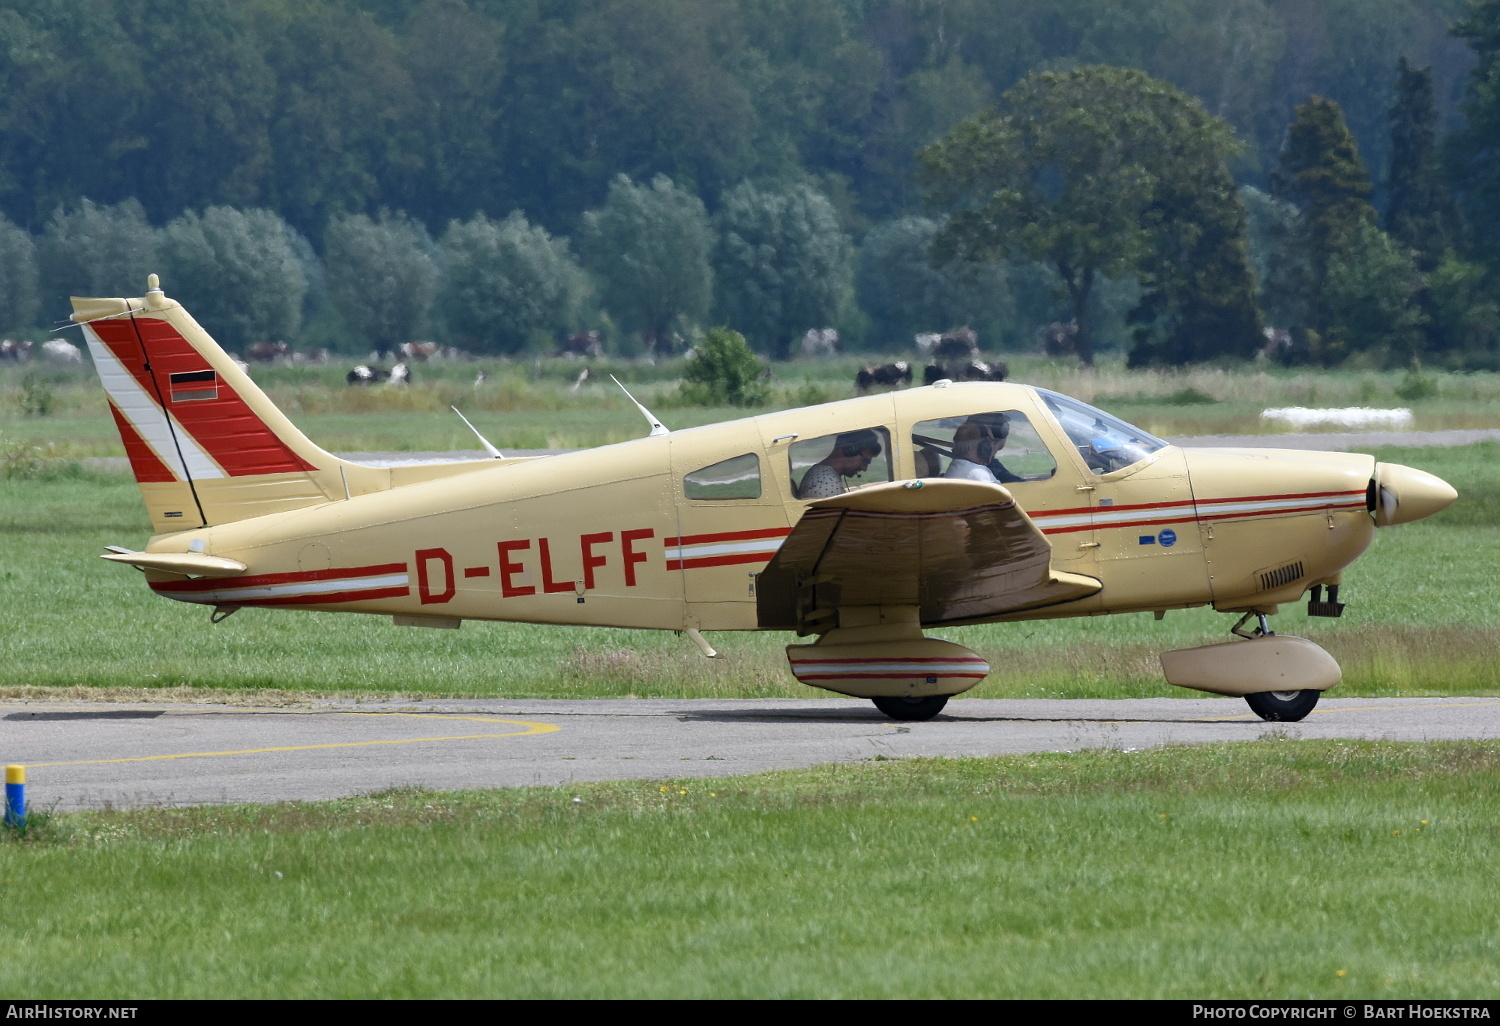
[141,382,1379,631]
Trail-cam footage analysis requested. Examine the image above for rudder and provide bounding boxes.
[73,275,377,533]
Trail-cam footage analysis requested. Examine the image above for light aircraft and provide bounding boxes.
[74,278,1457,721]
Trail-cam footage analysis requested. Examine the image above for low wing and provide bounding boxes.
[756,479,1100,633]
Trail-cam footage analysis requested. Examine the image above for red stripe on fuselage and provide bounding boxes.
[91,317,316,477]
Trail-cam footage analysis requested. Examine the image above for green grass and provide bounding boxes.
[2,741,1497,998]
[0,442,1495,700]
[4,356,1500,456]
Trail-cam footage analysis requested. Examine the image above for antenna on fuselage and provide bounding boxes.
[610,375,669,436]
[449,406,504,459]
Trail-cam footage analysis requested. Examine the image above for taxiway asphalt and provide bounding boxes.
[3,696,1498,810]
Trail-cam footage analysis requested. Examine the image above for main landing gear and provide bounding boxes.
[1231,611,1320,723]
[871,695,949,721]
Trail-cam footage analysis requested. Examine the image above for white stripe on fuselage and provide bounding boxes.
[157,573,411,604]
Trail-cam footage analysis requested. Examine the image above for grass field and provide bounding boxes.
[5,354,1500,455]
[0,443,1495,701]
[2,740,1496,998]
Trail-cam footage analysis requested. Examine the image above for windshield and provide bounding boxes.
[1037,389,1168,475]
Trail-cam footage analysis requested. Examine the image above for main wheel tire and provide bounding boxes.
[871,695,949,721]
[1244,689,1320,722]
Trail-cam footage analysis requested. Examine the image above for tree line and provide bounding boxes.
[1,0,1496,369]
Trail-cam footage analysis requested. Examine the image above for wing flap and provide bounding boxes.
[757,479,1099,631]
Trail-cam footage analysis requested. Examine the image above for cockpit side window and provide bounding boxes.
[684,453,761,499]
[789,427,892,499]
[910,411,1057,484]
[1037,389,1167,475]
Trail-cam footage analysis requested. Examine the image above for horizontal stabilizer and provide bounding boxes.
[100,550,247,578]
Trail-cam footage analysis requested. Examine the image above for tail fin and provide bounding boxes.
[73,275,380,533]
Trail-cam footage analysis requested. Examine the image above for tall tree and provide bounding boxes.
[1321,218,1427,365]
[579,175,714,353]
[1448,0,1500,273]
[713,182,852,359]
[920,65,1256,366]
[158,207,308,351]
[856,216,1009,351]
[439,211,587,355]
[324,210,438,355]
[1272,96,1378,294]
[1271,95,1403,363]
[37,200,159,320]
[1385,56,1453,271]
[0,213,38,334]
[1129,160,1264,367]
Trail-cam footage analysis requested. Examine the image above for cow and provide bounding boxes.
[1036,320,1078,358]
[0,340,32,362]
[855,361,912,392]
[41,339,83,364]
[1260,327,1292,360]
[933,327,979,362]
[399,341,439,362]
[558,331,604,359]
[800,328,840,357]
[924,356,1008,385]
[954,359,1008,382]
[347,363,411,386]
[246,341,290,362]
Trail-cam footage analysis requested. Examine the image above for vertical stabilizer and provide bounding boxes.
[73,276,385,532]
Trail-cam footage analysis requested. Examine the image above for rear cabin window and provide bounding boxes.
[684,453,762,500]
[789,427,892,499]
[910,411,1057,483]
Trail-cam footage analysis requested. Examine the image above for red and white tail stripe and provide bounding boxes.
[1028,489,1368,536]
[787,653,991,683]
[149,563,410,607]
[665,527,790,571]
[82,317,316,483]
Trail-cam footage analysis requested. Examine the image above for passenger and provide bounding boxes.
[943,421,1000,483]
[965,411,1024,483]
[914,446,943,478]
[798,429,882,498]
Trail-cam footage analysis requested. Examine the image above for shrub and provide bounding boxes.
[680,328,769,407]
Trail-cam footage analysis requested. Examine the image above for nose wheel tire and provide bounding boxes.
[1244,689,1320,722]
[871,695,949,721]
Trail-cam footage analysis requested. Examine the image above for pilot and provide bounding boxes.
[798,429,882,499]
[943,421,1000,483]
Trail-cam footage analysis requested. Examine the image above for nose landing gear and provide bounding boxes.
[1228,611,1321,722]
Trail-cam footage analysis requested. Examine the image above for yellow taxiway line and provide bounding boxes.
[0,706,559,769]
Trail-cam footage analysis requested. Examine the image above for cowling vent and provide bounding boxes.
[1259,561,1304,592]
